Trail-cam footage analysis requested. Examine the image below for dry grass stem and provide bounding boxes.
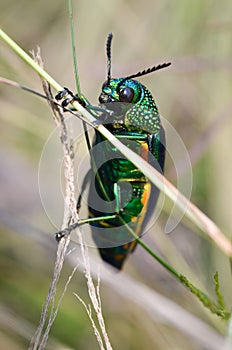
[29,237,71,350]
[74,293,105,350]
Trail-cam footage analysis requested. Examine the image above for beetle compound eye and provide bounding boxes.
[118,87,134,103]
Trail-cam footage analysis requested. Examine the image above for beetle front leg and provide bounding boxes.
[55,87,87,108]
[55,88,114,120]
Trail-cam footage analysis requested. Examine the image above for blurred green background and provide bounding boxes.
[1,0,232,349]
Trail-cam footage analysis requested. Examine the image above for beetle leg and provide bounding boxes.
[55,213,119,241]
[55,87,87,108]
[76,169,92,213]
[55,88,114,121]
[55,221,80,241]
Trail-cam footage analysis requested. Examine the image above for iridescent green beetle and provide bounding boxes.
[57,33,170,269]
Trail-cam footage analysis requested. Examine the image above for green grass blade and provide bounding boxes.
[68,0,81,96]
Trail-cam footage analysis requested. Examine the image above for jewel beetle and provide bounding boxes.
[56,33,170,269]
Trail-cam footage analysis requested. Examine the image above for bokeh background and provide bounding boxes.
[1,0,232,349]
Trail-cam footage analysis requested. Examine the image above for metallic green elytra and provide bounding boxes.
[86,33,170,269]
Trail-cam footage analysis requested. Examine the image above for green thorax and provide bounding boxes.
[99,78,161,135]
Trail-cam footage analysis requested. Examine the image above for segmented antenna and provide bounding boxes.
[118,62,171,88]
[106,32,113,84]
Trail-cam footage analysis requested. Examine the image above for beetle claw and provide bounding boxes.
[61,96,75,108]
[55,87,86,109]
[55,87,72,101]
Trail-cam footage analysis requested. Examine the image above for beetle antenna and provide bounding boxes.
[121,62,171,84]
[106,32,113,84]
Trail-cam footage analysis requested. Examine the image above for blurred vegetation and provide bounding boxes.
[1,0,232,349]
